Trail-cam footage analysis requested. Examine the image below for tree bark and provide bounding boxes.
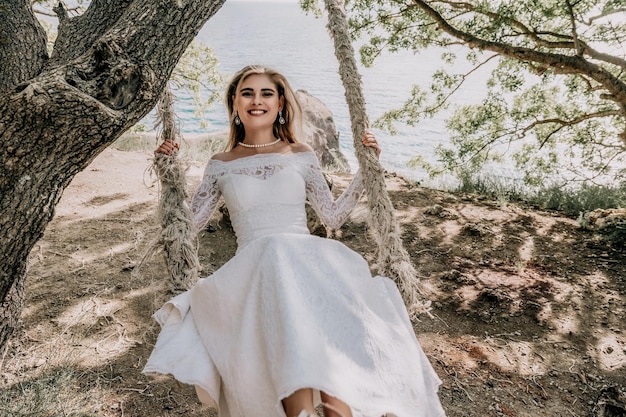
[0,0,49,92]
[0,0,225,349]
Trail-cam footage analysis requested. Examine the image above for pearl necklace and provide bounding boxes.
[238,138,282,148]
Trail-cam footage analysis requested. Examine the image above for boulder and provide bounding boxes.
[296,89,350,172]
[582,208,626,245]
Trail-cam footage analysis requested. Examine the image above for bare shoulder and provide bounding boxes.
[210,151,235,162]
[289,142,314,154]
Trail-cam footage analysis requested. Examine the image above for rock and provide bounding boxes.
[462,222,493,237]
[581,208,626,245]
[584,208,626,230]
[296,90,350,172]
[440,269,476,285]
[424,204,458,219]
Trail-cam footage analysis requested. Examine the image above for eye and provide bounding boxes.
[262,91,274,97]
[241,91,253,97]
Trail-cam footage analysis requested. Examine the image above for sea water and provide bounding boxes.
[156,0,491,182]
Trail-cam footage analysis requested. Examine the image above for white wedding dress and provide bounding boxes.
[143,151,446,417]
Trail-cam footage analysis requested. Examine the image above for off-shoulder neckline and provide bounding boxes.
[210,150,315,165]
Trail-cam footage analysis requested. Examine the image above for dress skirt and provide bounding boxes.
[143,232,446,417]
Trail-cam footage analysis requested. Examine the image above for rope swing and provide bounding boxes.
[323,0,432,318]
[150,86,200,293]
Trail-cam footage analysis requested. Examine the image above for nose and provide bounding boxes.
[252,92,263,105]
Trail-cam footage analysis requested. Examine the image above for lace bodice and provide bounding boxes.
[191,151,364,250]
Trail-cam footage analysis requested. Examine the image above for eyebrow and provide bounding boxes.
[239,87,276,93]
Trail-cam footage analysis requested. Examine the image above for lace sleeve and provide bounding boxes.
[305,155,365,230]
[190,160,223,233]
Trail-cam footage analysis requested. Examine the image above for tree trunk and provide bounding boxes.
[0,0,225,349]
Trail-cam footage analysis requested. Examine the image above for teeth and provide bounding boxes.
[249,110,265,115]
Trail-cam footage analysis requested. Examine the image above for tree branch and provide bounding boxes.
[452,109,621,169]
[411,0,626,108]
[424,54,499,115]
[32,7,57,17]
[583,8,626,25]
[50,0,133,65]
[564,0,583,56]
[433,0,626,71]
[522,110,622,149]
[52,1,68,21]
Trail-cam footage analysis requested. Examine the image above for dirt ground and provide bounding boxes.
[2,147,625,416]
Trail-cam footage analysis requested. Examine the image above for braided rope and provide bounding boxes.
[151,86,200,293]
[323,0,431,318]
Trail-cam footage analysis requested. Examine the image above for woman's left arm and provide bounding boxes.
[304,131,380,230]
[305,159,365,230]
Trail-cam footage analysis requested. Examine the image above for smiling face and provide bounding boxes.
[224,65,302,150]
[233,73,284,131]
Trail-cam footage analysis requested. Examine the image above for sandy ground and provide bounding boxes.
[1,147,625,417]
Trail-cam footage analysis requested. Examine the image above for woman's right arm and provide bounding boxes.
[154,140,223,232]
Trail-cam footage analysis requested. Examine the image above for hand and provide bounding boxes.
[154,139,179,156]
[361,130,381,158]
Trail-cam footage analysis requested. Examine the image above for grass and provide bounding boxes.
[110,133,157,153]
[534,183,626,217]
[454,172,626,217]
[454,172,530,206]
[453,172,626,245]
[0,366,103,417]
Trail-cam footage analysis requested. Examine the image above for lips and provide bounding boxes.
[248,110,267,115]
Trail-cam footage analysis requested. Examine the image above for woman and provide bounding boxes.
[144,65,446,417]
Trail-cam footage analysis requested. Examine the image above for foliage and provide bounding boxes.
[332,0,626,187]
[170,41,225,130]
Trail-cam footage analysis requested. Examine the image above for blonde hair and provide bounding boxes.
[225,65,302,151]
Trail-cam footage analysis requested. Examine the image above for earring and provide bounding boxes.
[278,111,286,125]
[234,112,241,126]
